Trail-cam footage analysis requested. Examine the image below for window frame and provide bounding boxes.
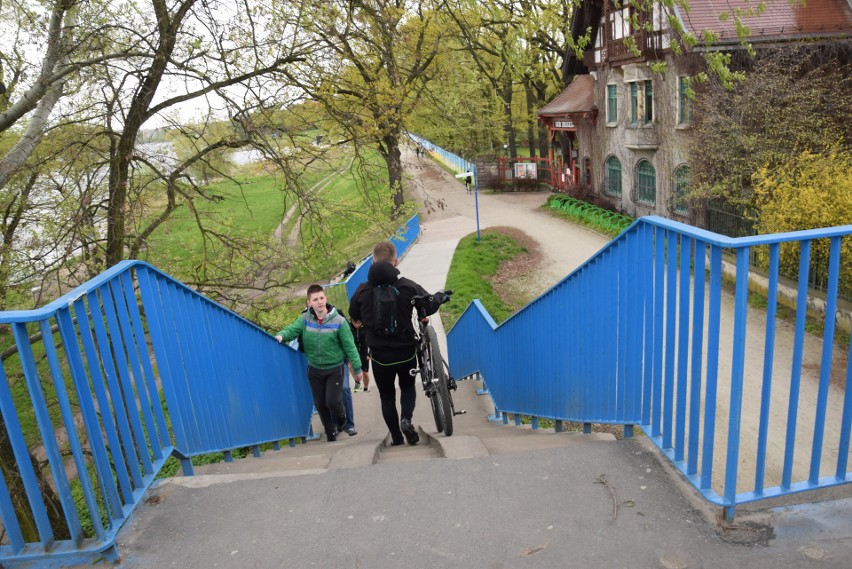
[673,164,690,215]
[635,159,656,206]
[644,80,653,124]
[604,155,622,197]
[629,82,638,125]
[678,77,692,126]
[606,84,618,124]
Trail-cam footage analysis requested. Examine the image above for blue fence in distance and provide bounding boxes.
[448,215,852,519]
[323,214,420,313]
[407,133,474,176]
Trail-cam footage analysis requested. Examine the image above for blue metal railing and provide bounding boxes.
[323,214,421,313]
[0,261,313,566]
[448,215,852,519]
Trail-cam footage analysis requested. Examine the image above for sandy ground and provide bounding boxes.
[401,145,851,501]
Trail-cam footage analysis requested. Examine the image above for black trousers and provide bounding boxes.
[371,356,417,443]
[307,365,346,437]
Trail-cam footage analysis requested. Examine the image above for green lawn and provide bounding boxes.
[443,230,529,329]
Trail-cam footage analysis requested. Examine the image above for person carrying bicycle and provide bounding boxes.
[349,241,447,446]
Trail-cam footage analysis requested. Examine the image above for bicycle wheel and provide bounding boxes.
[426,325,453,437]
[423,345,446,433]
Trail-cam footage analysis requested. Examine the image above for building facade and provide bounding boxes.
[538,0,852,227]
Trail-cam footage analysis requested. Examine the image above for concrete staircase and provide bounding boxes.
[184,376,615,482]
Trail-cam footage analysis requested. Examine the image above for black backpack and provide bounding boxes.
[372,284,400,336]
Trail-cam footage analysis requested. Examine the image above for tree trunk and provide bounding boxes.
[382,133,405,218]
[0,172,36,309]
[501,77,517,160]
[533,79,551,158]
[105,2,192,267]
[523,78,537,158]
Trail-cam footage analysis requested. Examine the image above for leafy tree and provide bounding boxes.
[688,45,851,209]
[752,150,852,296]
[283,0,443,216]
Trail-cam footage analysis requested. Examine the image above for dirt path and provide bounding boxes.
[402,145,850,499]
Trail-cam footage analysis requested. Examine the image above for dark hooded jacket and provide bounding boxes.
[349,261,444,363]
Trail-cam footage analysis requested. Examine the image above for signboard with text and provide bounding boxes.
[514,162,538,179]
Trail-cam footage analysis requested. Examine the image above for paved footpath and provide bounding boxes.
[108,148,852,569]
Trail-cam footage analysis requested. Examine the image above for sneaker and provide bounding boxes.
[346,427,358,436]
[390,436,405,446]
[400,418,419,445]
[328,431,338,442]
[363,387,370,392]
[353,382,363,393]
[337,415,347,432]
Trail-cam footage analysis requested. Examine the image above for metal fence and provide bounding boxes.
[0,262,313,567]
[323,214,421,314]
[447,216,852,520]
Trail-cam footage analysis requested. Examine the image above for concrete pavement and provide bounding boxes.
[107,147,852,569]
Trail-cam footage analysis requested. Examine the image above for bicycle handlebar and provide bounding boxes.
[411,289,453,307]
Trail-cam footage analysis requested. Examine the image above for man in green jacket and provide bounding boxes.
[276,284,363,441]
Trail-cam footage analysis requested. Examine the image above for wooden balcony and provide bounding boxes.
[605,30,666,64]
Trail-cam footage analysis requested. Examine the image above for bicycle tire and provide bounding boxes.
[425,325,453,437]
[424,343,446,433]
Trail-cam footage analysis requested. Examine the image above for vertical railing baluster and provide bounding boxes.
[652,226,665,438]
[837,333,852,478]
[626,228,643,423]
[0,450,25,552]
[755,243,780,494]
[701,245,723,490]
[782,240,811,489]
[675,236,692,462]
[663,230,678,450]
[809,237,841,484]
[687,240,706,476]
[724,246,751,513]
[641,224,655,426]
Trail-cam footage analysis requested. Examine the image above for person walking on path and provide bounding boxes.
[349,242,447,446]
[276,285,363,441]
[464,173,472,194]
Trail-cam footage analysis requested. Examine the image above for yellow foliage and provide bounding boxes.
[752,150,852,295]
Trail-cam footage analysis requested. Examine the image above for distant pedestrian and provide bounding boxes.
[465,174,472,194]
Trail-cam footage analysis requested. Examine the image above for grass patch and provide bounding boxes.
[443,230,529,329]
[144,174,287,273]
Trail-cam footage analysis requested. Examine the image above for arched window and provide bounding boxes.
[635,160,656,207]
[604,156,622,197]
[673,165,690,215]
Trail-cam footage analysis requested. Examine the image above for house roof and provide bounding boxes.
[678,0,852,44]
[537,75,596,117]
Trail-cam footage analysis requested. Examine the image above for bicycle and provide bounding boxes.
[411,290,465,436]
